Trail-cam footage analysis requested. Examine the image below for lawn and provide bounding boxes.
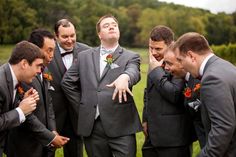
[0,45,200,156]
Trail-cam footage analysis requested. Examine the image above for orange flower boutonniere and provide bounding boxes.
[193,83,201,92]
[17,85,24,95]
[43,72,53,81]
[105,54,114,65]
[184,87,192,98]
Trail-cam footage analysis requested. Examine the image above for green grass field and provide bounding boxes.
[0,45,200,157]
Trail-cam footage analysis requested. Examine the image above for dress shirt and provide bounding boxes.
[9,64,25,123]
[199,53,214,77]
[58,43,73,70]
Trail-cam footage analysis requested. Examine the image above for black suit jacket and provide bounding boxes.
[143,67,192,147]
[47,42,90,135]
[198,55,236,157]
[61,46,142,137]
[7,67,56,157]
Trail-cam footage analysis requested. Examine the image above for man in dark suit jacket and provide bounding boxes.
[7,29,69,157]
[174,32,236,157]
[142,26,192,157]
[0,41,45,157]
[61,14,142,157]
[47,19,90,157]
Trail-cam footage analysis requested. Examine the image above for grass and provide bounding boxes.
[0,45,200,156]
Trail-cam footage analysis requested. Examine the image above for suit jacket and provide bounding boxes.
[61,46,142,137]
[198,55,236,157]
[0,64,21,149]
[142,67,192,147]
[47,42,90,135]
[7,67,56,157]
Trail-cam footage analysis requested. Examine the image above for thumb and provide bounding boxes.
[106,81,115,88]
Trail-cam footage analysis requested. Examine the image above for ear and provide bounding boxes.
[20,59,29,69]
[186,50,197,62]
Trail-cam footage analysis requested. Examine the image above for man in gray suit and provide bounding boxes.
[61,14,142,157]
[7,29,69,157]
[0,41,43,157]
[174,32,236,157]
[47,19,90,157]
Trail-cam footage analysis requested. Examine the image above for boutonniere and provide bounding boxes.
[43,72,53,81]
[105,54,114,66]
[184,83,201,99]
[16,83,25,99]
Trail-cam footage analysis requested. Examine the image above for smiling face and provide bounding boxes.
[149,39,167,61]
[41,37,55,66]
[98,17,120,44]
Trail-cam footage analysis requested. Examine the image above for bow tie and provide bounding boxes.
[61,51,73,57]
[101,49,113,55]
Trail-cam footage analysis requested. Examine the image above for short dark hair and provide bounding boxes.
[28,28,54,48]
[173,32,211,55]
[9,41,44,65]
[150,25,174,45]
[54,19,75,36]
[96,14,118,33]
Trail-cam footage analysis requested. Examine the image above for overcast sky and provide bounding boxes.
[158,0,236,14]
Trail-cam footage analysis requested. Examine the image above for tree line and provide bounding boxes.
[0,0,236,46]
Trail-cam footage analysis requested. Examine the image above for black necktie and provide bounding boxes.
[61,51,73,57]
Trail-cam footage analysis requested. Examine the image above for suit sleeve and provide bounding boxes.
[47,94,56,131]
[61,56,81,114]
[0,87,21,131]
[123,53,141,86]
[199,74,235,157]
[142,88,148,122]
[149,67,184,104]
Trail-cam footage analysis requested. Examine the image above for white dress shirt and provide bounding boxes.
[199,53,214,76]
[58,44,73,70]
[9,64,25,123]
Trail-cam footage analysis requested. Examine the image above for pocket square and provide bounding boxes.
[110,63,119,69]
[48,85,55,91]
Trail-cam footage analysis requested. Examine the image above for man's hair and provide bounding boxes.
[54,19,75,36]
[173,32,211,55]
[9,41,44,65]
[150,25,174,45]
[28,28,54,48]
[96,14,118,34]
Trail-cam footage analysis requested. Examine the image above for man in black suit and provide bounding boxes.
[174,32,236,157]
[164,44,206,149]
[61,14,142,157]
[7,29,69,157]
[47,19,90,157]
[142,26,192,157]
[0,41,43,157]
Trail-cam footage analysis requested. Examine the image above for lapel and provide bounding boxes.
[92,47,101,82]
[4,64,14,106]
[100,46,123,81]
[54,44,67,76]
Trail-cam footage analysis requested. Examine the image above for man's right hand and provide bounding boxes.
[142,122,148,138]
[18,96,37,115]
[51,135,70,148]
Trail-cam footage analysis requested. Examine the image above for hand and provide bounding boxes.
[149,51,164,71]
[106,74,133,103]
[52,131,59,136]
[24,88,39,102]
[51,135,70,148]
[18,96,37,115]
[142,122,148,138]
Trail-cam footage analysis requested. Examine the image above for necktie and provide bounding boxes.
[61,51,73,57]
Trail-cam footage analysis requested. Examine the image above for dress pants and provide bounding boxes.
[84,117,136,157]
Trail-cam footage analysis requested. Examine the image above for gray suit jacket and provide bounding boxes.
[61,46,142,137]
[47,42,90,135]
[199,55,236,157]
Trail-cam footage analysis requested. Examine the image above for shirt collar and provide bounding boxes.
[185,72,190,81]
[8,63,18,89]
[199,53,214,76]
[57,43,73,54]
[100,44,119,56]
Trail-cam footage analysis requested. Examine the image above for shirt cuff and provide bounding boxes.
[15,107,26,123]
[47,135,57,146]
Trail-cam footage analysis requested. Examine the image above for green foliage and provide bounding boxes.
[212,44,236,64]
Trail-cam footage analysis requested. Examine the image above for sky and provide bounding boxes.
[158,0,236,14]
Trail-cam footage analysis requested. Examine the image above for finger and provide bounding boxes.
[122,90,127,102]
[106,82,115,88]
[112,88,118,100]
[126,88,133,97]
[118,89,122,103]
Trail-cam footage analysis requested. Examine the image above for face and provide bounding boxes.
[164,51,186,78]
[41,37,55,66]
[175,49,199,78]
[149,39,167,61]
[56,23,76,51]
[98,17,120,43]
[21,58,43,83]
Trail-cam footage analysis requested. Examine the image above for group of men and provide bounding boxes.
[0,14,235,157]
